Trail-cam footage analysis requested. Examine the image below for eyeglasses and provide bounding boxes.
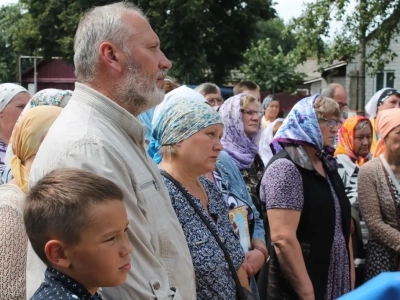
[240,109,262,118]
[207,97,224,105]
[338,103,348,109]
[320,118,342,129]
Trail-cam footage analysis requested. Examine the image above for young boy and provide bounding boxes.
[24,168,133,300]
[233,80,261,103]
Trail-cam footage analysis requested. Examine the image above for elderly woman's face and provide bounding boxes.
[318,115,342,147]
[378,95,400,113]
[205,92,223,107]
[353,125,372,158]
[385,125,400,157]
[0,92,30,144]
[177,124,224,174]
[241,101,261,138]
[265,100,280,120]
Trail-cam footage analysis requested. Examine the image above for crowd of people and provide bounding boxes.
[0,2,400,300]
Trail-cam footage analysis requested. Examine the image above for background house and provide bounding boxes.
[346,37,400,107]
[297,38,400,113]
[21,58,76,94]
[295,58,347,96]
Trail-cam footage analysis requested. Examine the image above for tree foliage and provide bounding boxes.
[253,18,297,55]
[0,3,28,82]
[13,0,275,84]
[240,39,306,93]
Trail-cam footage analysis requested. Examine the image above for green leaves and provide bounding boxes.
[240,39,306,93]
[0,3,26,82]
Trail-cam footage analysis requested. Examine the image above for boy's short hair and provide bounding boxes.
[233,81,260,95]
[24,168,124,266]
[195,83,220,96]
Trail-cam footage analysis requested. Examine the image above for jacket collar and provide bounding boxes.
[73,82,145,147]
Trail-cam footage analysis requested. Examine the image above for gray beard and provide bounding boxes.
[114,56,165,116]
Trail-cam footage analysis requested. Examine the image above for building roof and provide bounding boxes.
[296,58,347,84]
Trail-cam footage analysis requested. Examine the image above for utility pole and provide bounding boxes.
[18,55,42,94]
[358,0,367,115]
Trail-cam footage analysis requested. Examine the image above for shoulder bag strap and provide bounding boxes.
[160,170,247,299]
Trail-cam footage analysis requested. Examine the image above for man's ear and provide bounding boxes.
[98,42,126,74]
[44,240,71,269]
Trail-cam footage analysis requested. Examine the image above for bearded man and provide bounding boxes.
[25,2,196,300]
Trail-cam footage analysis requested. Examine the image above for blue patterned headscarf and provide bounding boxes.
[138,107,155,143]
[271,94,336,169]
[148,98,223,164]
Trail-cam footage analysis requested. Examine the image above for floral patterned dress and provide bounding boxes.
[162,176,245,299]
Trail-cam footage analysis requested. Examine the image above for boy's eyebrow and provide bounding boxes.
[101,222,129,237]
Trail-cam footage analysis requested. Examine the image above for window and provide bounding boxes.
[375,71,395,92]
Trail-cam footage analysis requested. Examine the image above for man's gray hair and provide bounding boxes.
[195,83,220,96]
[321,83,346,99]
[320,85,336,99]
[74,2,147,82]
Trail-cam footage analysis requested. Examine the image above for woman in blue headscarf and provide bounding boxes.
[259,95,353,299]
[151,97,252,299]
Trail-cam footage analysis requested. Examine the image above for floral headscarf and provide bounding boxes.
[271,94,337,169]
[138,107,155,143]
[219,94,260,169]
[148,98,222,164]
[334,116,371,166]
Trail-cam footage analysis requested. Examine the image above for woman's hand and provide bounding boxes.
[237,264,251,291]
[245,249,265,276]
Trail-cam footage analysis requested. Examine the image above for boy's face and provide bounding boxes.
[65,200,132,294]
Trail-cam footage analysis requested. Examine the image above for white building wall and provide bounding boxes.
[346,38,400,107]
[310,81,322,95]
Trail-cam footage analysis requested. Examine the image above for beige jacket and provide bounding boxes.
[26,83,196,300]
[358,157,400,252]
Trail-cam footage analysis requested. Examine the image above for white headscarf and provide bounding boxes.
[0,83,29,112]
[152,85,207,127]
[259,118,284,166]
[365,88,400,118]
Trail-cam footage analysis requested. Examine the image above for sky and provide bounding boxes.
[275,0,312,23]
[0,0,16,6]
